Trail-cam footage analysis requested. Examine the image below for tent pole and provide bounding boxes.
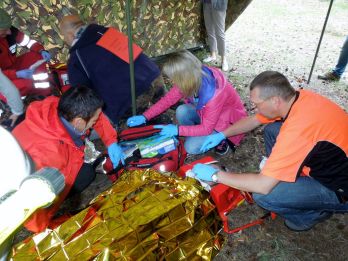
[126,0,136,115]
[307,0,334,84]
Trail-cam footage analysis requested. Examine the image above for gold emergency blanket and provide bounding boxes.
[11,169,223,260]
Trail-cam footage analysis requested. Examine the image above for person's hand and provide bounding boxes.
[192,163,218,182]
[41,50,51,62]
[16,69,34,79]
[154,124,178,138]
[127,115,146,127]
[107,143,125,168]
[201,132,225,152]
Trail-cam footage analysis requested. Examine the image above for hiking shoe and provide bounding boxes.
[203,56,217,63]
[318,71,340,81]
[222,59,229,72]
[284,212,333,232]
[214,139,230,155]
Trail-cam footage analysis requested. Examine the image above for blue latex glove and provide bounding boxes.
[41,50,51,62]
[154,124,178,138]
[16,69,34,79]
[192,163,218,182]
[127,115,146,127]
[201,132,226,152]
[108,143,125,168]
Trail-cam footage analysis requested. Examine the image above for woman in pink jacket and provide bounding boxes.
[127,50,247,155]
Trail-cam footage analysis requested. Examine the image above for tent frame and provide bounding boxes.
[307,0,335,84]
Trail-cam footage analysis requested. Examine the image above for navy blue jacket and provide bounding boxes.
[68,24,160,123]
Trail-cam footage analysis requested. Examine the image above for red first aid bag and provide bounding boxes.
[49,63,70,93]
[178,156,276,233]
[103,125,187,182]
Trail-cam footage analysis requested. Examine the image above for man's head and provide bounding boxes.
[249,71,296,118]
[58,86,104,133]
[0,9,11,38]
[59,15,84,46]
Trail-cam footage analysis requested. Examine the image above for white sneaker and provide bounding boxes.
[203,56,217,63]
[222,59,229,71]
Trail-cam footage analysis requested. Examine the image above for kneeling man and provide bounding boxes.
[13,86,125,232]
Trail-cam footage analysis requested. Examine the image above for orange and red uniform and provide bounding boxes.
[13,96,117,232]
[0,26,50,96]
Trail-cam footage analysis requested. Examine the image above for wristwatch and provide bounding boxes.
[211,171,218,182]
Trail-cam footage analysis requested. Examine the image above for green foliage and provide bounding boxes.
[334,0,348,10]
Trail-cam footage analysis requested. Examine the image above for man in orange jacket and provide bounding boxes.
[13,86,125,232]
[194,71,348,232]
[0,8,52,97]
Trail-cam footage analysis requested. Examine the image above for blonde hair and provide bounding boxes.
[162,50,202,97]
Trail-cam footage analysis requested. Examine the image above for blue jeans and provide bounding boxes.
[254,122,348,228]
[176,104,216,154]
[333,35,348,77]
[263,121,282,156]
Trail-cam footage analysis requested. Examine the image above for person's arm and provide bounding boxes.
[13,27,44,53]
[200,115,262,152]
[192,163,279,194]
[0,69,24,117]
[2,69,18,80]
[93,112,126,167]
[142,85,183,120]
[222,115,262,137]
[215,170,279,194]
[93,112,117,146]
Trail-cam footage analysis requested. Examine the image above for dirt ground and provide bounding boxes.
[12,0,348,260]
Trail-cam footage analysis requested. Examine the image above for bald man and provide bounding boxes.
[59,15,160,124]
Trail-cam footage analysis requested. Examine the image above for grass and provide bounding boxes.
[333,0,348,10]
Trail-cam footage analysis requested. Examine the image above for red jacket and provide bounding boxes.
[0,26,44,79]
[13,96,117,232]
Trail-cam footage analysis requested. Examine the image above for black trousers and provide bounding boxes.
[69,163,96,196]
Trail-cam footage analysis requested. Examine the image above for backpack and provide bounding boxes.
[100,125,187,182]
[178,156,276,233]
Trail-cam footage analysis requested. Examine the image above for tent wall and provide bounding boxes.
[1,0,252,61]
